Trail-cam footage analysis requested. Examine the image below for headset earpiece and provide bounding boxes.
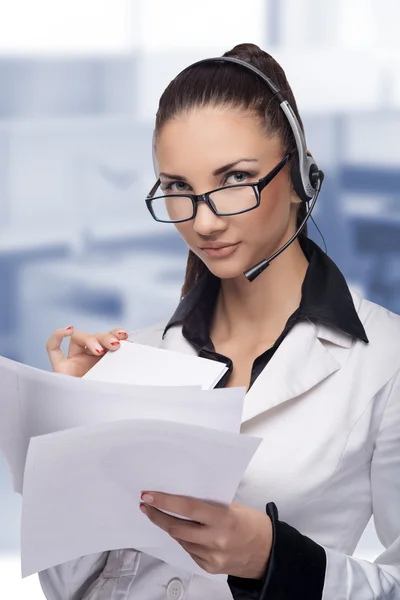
[291,151,321,203]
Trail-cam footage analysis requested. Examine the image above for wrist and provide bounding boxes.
[227,506,275,597]
[251,512,273,579]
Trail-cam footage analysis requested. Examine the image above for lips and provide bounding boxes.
[200,242,237,250]
[199,242,240,258]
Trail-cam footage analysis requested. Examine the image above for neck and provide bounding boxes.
[211,238,309,344]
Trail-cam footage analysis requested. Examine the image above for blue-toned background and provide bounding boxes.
[1,0,400,596]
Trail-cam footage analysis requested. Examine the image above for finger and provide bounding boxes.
[46,326,75,370]
[140,504,205,545]
[108,328,129,340]
[68,329,128,359]
[140,491,222,526]
[187,554,212,573]
[67,330,106,358]
[176,539,208,561]
[174,539,214,573]
[187,552,221,575]
[95,331,128,352]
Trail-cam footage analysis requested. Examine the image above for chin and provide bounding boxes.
[203,258,249,280]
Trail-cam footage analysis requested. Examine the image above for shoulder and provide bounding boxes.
[349,287,400,384]
[350,287,400,342]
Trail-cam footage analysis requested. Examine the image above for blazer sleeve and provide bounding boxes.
[229,369,400,600]
[38,552,110,600]
[320,368,400,599]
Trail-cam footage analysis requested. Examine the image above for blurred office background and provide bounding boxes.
[0,0,400,596]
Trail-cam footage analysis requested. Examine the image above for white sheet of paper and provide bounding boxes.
[21,419,261,579]
[20,370,245,438]
[84,341,228,389]
[0,356,26,493]
[0,352,244,493]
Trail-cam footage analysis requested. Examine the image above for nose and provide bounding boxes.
[192,200,227,237]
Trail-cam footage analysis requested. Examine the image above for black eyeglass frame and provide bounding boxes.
[145,151,293,223]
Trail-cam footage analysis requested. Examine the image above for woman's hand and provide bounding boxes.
[139,492,273,578]
[46,326,129,377]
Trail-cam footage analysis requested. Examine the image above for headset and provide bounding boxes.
[151,56,325,282]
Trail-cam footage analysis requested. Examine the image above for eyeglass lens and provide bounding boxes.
[150,185,258,222]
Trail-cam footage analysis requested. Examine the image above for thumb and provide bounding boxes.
[46,326,74,371]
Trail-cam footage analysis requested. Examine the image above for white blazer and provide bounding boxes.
[39,288,400,600]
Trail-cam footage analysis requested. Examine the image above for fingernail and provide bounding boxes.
[95,348,105,354]
[141,493,154,504]
[110,341,120,346]
[65,326,74,331]
[118,331,128,338]
[139,503,147,514]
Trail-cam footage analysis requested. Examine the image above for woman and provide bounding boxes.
[41,43,400,599]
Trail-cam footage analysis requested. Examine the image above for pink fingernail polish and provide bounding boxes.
[118,331,128,337]
[95,348,105,354]
[66,326,74,331]
[110,341,120,346]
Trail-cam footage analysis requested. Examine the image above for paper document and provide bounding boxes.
[21,418,261,579]
[0,344,252,582]
[0,354,244,493]
[84,340,228,389]
[0,356,27,496]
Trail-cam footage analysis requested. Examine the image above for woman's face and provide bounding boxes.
[155,106,301,280]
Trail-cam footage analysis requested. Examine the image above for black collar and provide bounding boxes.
[163,237,368,347]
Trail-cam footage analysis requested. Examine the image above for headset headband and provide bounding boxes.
[152,55,321,202]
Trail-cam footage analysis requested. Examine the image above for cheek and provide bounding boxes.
[173,222,195,246]
[259,186,291,220]
[239,188,292,240]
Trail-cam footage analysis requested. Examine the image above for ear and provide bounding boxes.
[289,185,302,206]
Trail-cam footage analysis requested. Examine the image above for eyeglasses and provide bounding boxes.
[145,152,293,224]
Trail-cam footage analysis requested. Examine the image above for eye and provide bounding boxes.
[161,181,190,194]
[224,171,253,185]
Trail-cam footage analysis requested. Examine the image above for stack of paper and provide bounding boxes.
[21,419,260,578]
[84,340,229,389]
[0,342,260,581]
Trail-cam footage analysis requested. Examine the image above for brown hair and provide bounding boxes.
[155,43,308,297]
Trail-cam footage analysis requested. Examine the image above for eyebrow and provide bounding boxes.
[159,158,259,182]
